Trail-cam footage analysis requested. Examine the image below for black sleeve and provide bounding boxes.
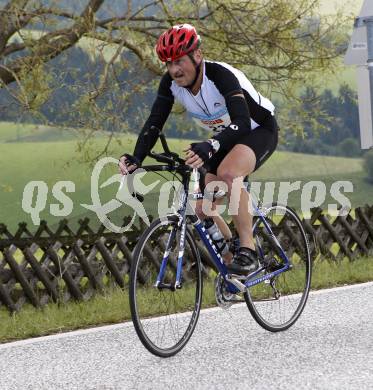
[212,95,252,150]
[205,62,243,98]
[133,73,174,163]
[205,62,251,150]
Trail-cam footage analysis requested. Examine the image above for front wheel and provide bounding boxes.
[129,215,203,357]
[244,204,312,332]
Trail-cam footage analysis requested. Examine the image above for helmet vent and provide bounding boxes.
[186,35,195,49]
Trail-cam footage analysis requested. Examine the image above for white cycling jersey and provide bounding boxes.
[133,60,276,162]
[168,61,275,133]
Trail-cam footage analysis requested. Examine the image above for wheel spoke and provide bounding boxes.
[245,204,312,331]
[129,217,202,357]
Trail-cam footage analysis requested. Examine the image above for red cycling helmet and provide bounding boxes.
[156,24,201,63]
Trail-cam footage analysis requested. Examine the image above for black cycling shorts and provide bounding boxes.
[204,115,279,176]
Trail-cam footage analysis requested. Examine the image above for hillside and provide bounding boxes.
[1,126,371,232]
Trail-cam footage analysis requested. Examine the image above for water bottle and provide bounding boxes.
[203,218,229,255]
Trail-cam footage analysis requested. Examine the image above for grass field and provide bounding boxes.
[0,122,81,143]
[1,122,372,231]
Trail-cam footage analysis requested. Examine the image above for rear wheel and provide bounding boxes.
[244,204,312,331]
[129,215,202,357]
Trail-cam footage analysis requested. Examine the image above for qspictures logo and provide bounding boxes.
[21,157,354,232]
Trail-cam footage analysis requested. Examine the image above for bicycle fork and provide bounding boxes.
[155,170,192,291]
[155,217,187,290]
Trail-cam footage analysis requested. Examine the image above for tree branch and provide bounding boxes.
[88,37,126,100]
[2,41,25,56]
[87,31,163,75]
[0,1,31,52]
[0,0,105,85]
[3,0,29,12]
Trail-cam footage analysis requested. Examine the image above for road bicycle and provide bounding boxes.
[128,129,312,358]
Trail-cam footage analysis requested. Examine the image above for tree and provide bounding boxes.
[0,1,348,85]
[0,0,350,156]
[285,83,362,157]
[336,137,361,157]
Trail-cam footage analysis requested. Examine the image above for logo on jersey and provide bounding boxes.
[201,118,224,126]
[214,102,221,108]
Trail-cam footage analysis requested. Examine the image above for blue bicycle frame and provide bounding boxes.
[155,170,291,295]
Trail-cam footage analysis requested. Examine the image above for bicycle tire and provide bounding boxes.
[129,215,203,357]
[244,203,312,332]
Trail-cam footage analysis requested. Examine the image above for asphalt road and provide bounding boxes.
[1,282,372,390]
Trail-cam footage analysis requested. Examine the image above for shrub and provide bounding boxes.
[336,137,362,157]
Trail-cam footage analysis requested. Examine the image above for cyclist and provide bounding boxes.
[119,24,279,275]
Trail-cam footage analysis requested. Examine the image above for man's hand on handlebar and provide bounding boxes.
[118,153,141,175]
[184,141,213,169]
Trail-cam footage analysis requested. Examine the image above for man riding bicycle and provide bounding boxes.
[119,24,279,275]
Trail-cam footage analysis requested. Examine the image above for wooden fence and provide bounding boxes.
[0,205,373,313]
